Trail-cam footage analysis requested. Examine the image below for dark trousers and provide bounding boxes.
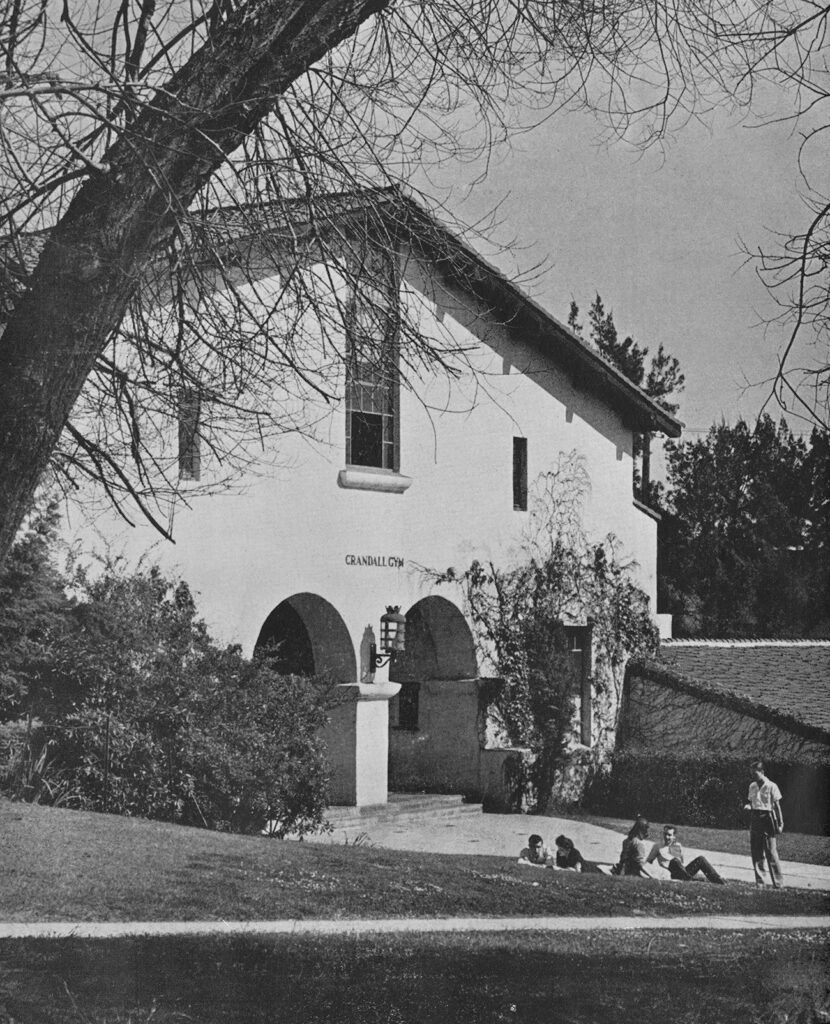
[668,856,724,884]
[750,812,783,887]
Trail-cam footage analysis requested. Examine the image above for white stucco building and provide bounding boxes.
[67,190,681,808]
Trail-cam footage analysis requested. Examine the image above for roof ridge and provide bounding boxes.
[661,638,830,647]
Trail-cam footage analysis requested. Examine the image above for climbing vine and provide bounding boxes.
[428,453,658,810]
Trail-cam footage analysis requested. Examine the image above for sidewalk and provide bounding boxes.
[309,810,830,891]
[0,915,828,940]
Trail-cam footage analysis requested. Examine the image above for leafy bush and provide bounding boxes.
[585,750,830,834]
[0,512,331,835]
[0,502,80,723]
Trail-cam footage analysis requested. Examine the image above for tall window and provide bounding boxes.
[346,249,399,471]
[178,387,201,481]
[564,624,593,747]
[513,437,528,510]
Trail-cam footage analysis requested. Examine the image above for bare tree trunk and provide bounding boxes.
[0,0,388,563]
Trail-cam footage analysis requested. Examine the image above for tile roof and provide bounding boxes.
[657,640,830,736]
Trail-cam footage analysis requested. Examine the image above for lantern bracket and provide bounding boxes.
[369,605,406,672]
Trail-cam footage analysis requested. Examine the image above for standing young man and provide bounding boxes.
[743,760,784,888]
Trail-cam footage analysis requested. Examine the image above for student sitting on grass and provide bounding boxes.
[647,824,726,884]
[610,817,653,877]
[518,834,553,867]
[553,835,585,872]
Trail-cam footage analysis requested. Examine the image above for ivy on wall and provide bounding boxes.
[427,454,658,811]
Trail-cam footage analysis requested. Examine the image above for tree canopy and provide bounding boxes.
[0,0,827,565]
[659,416,830,638]
[568,295,685,416]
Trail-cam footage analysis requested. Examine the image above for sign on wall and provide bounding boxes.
[345,554,405,568]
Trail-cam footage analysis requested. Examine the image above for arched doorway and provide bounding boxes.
[254,593,356,681]
[390,595,477,728]
[388,596,480,795]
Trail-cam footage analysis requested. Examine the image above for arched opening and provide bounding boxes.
[390,595,477,730]
[254,593,356,681]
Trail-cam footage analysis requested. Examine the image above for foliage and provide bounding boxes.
[586,750,830,834]
[568,294,684,508]
[0,500,78,722]
[0,518,330,835]
[430,455,658,811]
[659,416,830,637]
[569,295,685,416]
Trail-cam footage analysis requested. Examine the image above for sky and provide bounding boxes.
[420,102,818,441]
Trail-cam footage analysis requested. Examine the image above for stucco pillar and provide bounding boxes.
[321,682,400,806]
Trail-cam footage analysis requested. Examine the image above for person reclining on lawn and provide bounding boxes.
[518,833,553,867]
[610,817,654,877]
[552,835,585,872]
[646,824,726,884]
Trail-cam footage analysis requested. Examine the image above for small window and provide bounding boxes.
[178,388,201,481]
[346,248,399,471]
[513,437,528,510]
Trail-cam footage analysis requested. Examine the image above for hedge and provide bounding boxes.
[584,750,830,835]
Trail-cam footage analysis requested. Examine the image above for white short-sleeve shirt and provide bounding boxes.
[748,778,782,810]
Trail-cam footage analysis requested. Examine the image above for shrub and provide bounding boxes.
[585,750,830,834]
[0,519,331,835]
[0,501,79,723]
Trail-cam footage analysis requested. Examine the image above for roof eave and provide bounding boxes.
[389,194,682,439]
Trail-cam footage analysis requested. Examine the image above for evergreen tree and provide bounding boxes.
[568,295,685,506]
[659,416,829,637]
[571,294,685,415]
[587,295,649,391]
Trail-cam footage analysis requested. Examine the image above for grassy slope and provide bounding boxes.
[2,798,829,921]
[563,811,830,865]
[1,931,828,1024]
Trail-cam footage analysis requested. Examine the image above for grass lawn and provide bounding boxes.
[561,811,830,865]
[0,930,827,1023]
[2,798,829,922]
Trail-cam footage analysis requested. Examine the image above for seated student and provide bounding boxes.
[553,835,584,872]
[647,824,726,884]
[610,817,654,877]
[518,833,553,868]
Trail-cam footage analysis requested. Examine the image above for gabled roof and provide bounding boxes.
[1,187,682,438]
[384,190,682,439]
[656,639,830,738]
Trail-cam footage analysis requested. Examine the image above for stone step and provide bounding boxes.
[324,793,481,831]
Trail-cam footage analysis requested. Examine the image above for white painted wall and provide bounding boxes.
[66,250,661,678]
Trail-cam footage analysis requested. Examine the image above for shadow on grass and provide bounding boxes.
[0,931,827,1024]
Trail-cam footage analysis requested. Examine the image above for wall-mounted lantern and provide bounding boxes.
[370,605,406,670]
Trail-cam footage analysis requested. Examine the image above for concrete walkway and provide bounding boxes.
[311,809,830,892]
[0,916,828,940]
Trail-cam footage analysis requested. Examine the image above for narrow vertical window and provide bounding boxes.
[513,437,528,510]
[565,625,593,747]
[178,388,201,481]
[346,248,399,471]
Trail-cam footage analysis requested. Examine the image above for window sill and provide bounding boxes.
[338,467,412,493]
